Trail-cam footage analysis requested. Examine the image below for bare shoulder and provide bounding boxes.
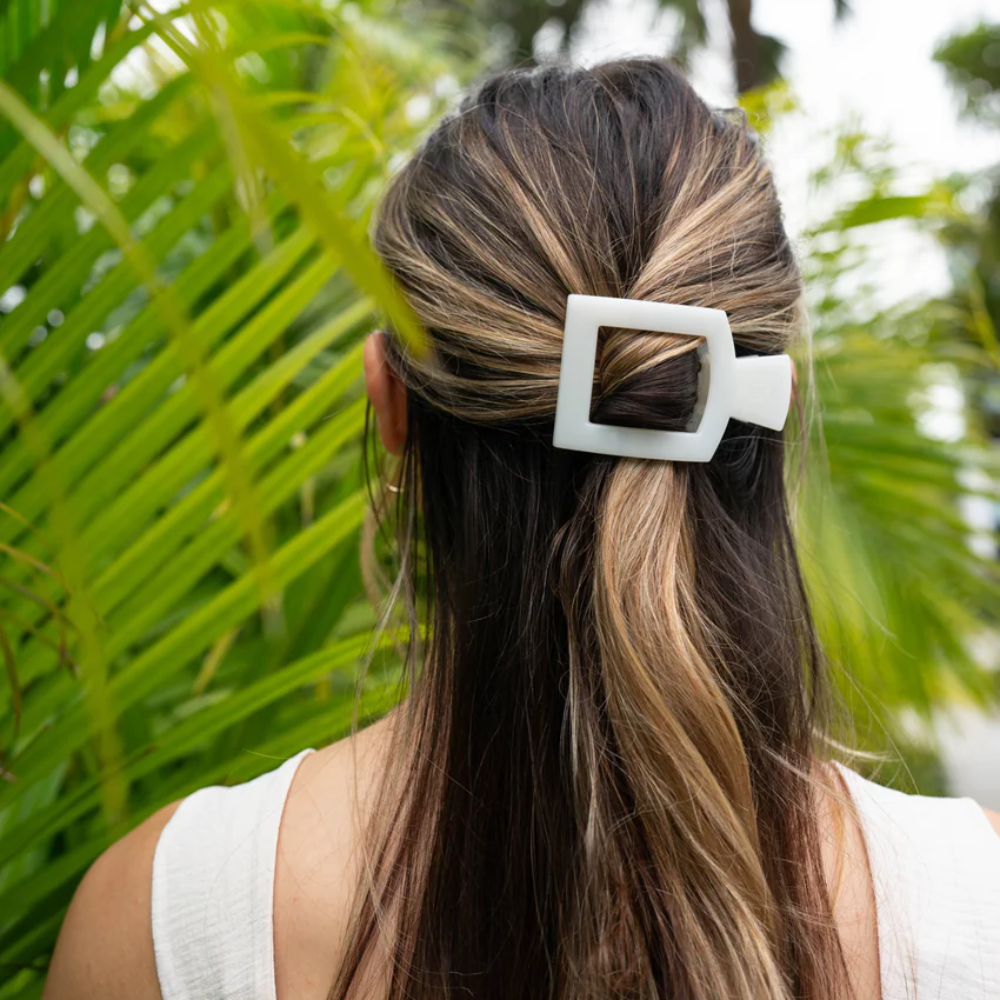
[44,711,399,1000]
[274,710,399,1000]
[812,761,882,1000]
[43,800,182,1000]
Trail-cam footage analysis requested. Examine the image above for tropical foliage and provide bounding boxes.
[0,3,997,996]
[934,21,1000,440]
[797,163,1000,737]
[0,3,476,993]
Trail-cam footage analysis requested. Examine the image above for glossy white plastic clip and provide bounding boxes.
[552,294,792,463]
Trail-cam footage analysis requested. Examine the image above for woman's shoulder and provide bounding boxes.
[831,759,1000,890]
[831,760,1000,997]
[42,797,182,1000]
[273,711,397,1000]
[833,759,1000,841]
[42,712,395,1000]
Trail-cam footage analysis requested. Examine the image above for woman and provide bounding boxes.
[44,58,1000,1000]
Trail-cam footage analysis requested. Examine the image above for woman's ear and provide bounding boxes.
[363,331,408,456]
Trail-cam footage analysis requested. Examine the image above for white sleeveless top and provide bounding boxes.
[150,751,1000,1000]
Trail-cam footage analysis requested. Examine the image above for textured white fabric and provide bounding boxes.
[835,762,1000,999]
[151,753,1000,1000]
[151,749,315,1000]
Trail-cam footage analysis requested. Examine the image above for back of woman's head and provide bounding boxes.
[335,57,846,1000]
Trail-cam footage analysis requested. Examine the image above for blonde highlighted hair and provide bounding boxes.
[334,58,847,1000]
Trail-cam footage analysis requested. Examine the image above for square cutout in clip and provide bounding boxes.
[552,294,792,463]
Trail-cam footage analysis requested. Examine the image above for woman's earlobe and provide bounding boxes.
[363,331,408,456]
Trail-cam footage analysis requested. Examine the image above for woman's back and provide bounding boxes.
[43,713,1000,1000]
[46,716,1000,1000]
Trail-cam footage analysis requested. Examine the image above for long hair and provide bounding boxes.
[332,58,848,1000]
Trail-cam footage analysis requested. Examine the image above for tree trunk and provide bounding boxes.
[725,0,763,93]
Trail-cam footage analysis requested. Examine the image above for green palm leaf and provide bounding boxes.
[0,4,467,992]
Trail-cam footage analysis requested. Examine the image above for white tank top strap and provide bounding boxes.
[151,748,316,1000]
[834,761,1000,1000]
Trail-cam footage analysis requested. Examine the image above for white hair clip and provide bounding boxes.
[552,294,793,463]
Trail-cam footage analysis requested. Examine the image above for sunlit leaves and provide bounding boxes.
[0,3,470,994]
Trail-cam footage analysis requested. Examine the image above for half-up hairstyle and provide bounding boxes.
[332,57,848,1000]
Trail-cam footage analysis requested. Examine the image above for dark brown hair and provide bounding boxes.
[332,57,847,1000]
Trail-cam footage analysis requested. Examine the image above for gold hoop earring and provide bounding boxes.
[379,451,405,494]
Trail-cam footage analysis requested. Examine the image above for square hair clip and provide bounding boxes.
[552,294,793,463]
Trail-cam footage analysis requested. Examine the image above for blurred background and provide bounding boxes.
[0,0,998,993]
